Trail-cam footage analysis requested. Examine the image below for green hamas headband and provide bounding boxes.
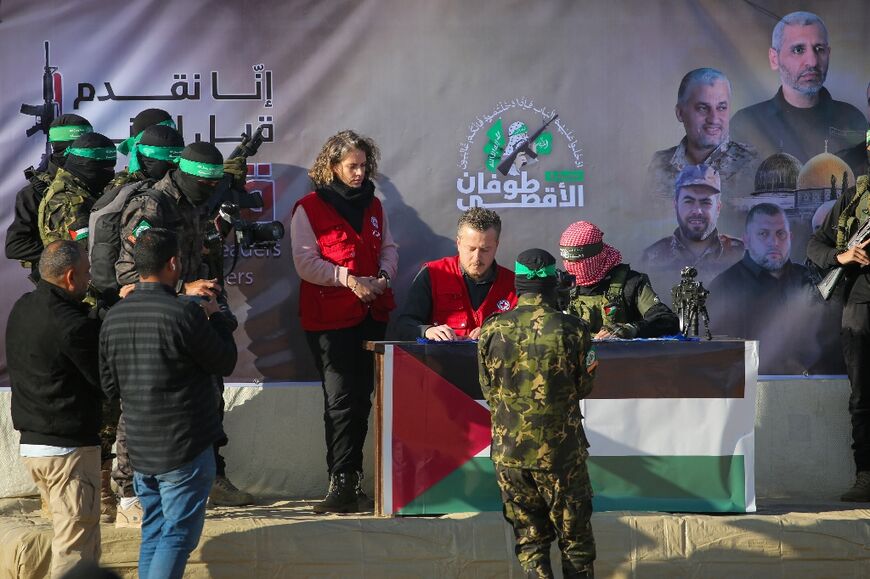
[48,125,93,143]
[515,262,556,279]
[179,158,224,179]
[128,144,183,174]
[64,146,118,161]
[117,119,176,156]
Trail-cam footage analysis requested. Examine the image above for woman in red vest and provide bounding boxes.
[290,130,397,513]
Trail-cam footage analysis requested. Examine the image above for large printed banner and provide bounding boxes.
[0,0,867,384]
[378,341,758,515]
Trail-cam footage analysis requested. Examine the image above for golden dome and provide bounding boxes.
[796,152,855,190]
[754,152,802,193]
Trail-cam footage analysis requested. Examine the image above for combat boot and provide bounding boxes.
[99,460,117,523]
[841,471,870,502]
[353,471,374,511]
[313,472,358,514]
[209,475,255,507]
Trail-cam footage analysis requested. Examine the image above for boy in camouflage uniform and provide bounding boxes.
[478,248,597,579]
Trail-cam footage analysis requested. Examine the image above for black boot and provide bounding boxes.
[841,471,870,502]
[313,472,359,514]
[353,471,374,511]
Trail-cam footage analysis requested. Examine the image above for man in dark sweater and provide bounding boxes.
[99,228,237,579]
[708,203,842,375]
[7,240,102,577]
[730,11,867,163]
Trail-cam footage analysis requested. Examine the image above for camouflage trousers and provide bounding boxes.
[495,463,595,579]
[99,398,121,462]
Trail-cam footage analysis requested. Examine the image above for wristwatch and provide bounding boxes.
[377,270,391,289]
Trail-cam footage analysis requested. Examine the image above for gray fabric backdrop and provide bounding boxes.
[0,0,867,383]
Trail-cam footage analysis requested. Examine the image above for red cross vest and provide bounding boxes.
[427,255,516,336]
[294,193,395,331]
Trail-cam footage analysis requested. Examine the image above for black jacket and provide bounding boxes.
[731,87,867,163]
[8,280,103,446]
[99,282,237,475]
[807,185,870,304]
[5,163,58,268]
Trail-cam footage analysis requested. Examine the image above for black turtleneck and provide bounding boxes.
[316,178,375,233]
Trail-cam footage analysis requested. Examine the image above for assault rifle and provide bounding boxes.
[496,113,558,176]
[20,41,59,177]
[817,218,870,300]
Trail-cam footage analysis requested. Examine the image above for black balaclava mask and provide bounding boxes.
[62,132,117,194]
[130,108,173,137]
[514,248,558,297]
[48,113,93,168]
[173,141,224,206]
[135,124,185,180]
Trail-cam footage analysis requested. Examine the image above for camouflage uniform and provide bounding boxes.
[105,169,146,192]
[116,171,206,287]
[645,137,758,201]
[37,167,98,247]
[641,227,744,285]
[478,293,596,579]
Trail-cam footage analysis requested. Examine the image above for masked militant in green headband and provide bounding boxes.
[48,125,93,143]
[127,144,183,174]
[179,157,224,179]
[515,262,556,279]
[116,118,176,156]
[64,146,118,162]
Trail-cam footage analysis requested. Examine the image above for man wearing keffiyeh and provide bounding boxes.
[560,221,679,339]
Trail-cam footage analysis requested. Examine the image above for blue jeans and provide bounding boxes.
[133,448,215,579]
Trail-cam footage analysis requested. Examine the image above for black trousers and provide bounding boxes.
[842,301,870,472]
[305,314,386,475]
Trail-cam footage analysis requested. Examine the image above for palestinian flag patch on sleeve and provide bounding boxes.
[69,227,89,241]
[133,219,152,239]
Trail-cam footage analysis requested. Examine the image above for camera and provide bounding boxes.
[217,202,285,250]
[671,266,711,339]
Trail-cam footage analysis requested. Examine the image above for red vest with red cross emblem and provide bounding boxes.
[426,255,516,336]
[294,192,395,331]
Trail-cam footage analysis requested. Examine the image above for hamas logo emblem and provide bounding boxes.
[133,219,152,238]
[496,299,511,311]
[456,97,586,211]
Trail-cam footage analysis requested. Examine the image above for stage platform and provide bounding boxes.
[1,497,868,578]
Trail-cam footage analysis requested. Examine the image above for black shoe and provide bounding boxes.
[313,472,359,514]
[841,471,870,502]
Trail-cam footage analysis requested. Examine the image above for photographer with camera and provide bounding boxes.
[560,221,679,339]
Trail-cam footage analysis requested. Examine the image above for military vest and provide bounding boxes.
[567,264,630,333]
[37,168,95,246]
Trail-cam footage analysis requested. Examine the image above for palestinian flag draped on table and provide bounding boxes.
[378,340,757,515]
